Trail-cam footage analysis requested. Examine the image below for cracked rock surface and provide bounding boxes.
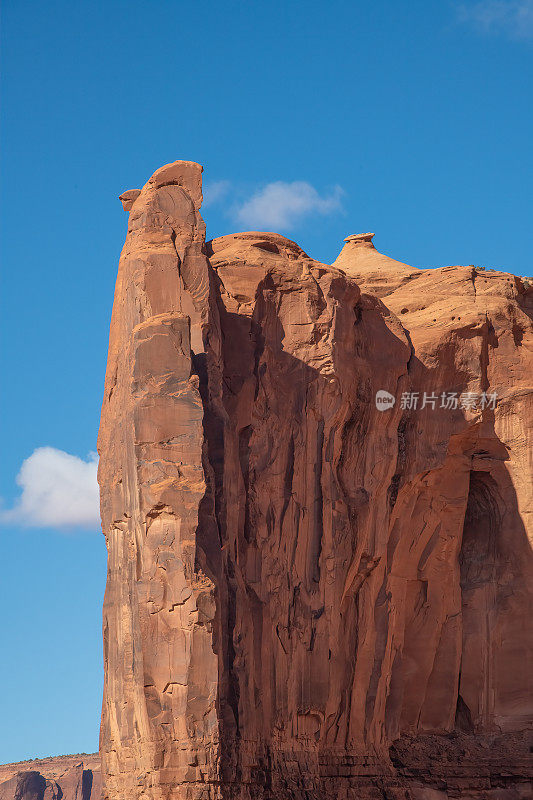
[97,161,533,799]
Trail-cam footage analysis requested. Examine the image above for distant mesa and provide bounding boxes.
[0,755,101,800]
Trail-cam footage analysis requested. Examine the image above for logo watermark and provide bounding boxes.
[375,390,396,411]
[375,390,498,412]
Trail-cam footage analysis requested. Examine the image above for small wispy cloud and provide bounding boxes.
[232,181,344,231]
[0,447,100,530]
[203,178,344,231]
[457,0,533,39]
[203,179,232,207]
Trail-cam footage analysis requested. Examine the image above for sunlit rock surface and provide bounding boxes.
[97,161,533,799]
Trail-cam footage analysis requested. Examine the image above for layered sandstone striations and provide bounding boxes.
[97,162,533,799]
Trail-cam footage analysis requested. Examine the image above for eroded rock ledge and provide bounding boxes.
[97,161,533,800]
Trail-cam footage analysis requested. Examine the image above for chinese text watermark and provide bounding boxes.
[375,390,498,412]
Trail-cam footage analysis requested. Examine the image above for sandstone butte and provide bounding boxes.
[90,161,533,799]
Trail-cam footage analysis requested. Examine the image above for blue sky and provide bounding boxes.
[0,0,532,763]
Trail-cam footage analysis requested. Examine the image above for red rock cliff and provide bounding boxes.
[97,163,533,799]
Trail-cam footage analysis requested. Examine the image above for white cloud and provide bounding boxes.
[232,181,344,231]
[0,447,100,530]
[457,0,533,39]
[203,179,232,207]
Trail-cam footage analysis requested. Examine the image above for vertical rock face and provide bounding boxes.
[98,162,221,799]
[98,163,533,799]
